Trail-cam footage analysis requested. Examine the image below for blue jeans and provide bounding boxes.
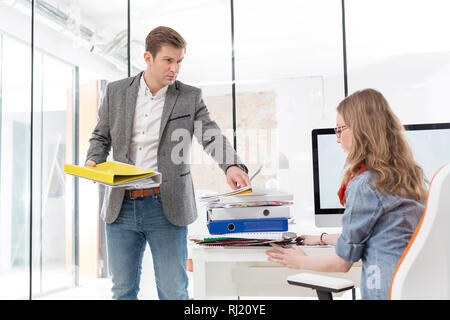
[105,193,189,300]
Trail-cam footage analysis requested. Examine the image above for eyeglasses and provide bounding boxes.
[334,125,348,138]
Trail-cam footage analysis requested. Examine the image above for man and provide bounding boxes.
[85,26,250,300]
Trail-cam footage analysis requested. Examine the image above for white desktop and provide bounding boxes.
[312,122,450,227]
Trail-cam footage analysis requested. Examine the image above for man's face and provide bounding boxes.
[145,45,184,87]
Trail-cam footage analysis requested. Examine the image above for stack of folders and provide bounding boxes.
[200,186,293,235]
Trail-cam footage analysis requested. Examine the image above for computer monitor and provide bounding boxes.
[312,122,450,228]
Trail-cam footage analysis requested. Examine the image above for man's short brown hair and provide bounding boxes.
[145,26,187,57]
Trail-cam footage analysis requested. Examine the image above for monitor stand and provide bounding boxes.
[315,214,343,228]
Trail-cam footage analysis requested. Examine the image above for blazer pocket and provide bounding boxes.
[168,114,191,122]
[180,171,191,177]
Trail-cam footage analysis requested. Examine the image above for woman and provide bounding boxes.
[266,89,426,300]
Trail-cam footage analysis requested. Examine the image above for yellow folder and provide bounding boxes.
[64,161,161,187]
[199,185,253,202]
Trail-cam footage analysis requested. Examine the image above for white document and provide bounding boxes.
[207,200,293,209]
[110,177,160,188]
[202,186,293,203]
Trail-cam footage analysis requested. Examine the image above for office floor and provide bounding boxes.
[34,249,195,300]
[35,272,359,300]
[36,277,359,300]
[35,273,195,300]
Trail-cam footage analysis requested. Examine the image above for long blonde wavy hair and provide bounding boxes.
[337,89,427,201]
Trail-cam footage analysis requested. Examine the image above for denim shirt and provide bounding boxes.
[335,170,424,300]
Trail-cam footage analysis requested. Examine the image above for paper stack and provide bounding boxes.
[200,186,293,234]
[189,231,300,247]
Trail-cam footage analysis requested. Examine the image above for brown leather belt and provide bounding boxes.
[124,187,161,199]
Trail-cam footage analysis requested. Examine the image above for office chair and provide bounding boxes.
[390,163,450,299]
[287,163,450,300]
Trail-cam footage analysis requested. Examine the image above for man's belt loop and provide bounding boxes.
[150,187,155,199]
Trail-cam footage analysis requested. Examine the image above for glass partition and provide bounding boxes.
[0,0,128,299]
[31,52,75,296]
[0,0,32,300]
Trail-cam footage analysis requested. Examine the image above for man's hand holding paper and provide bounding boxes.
[226,165,251,190]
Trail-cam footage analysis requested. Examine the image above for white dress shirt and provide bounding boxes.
[127,74,167,189]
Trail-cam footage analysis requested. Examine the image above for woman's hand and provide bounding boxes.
[266,243,307,269]
[298,234,321,246]
[267,243,353,273]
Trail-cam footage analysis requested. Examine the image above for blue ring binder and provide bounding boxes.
[207,217,288,234]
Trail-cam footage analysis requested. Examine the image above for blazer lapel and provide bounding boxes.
[159,82,180,140]
[124,72,142,162]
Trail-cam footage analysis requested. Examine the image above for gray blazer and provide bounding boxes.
[86,71,246,226]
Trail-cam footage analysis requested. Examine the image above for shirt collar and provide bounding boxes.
[140,73,168,100]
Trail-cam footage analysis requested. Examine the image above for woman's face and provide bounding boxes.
[336,113,352,153]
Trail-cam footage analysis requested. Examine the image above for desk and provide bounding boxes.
[190,244,362,299]
[187,212,361,299]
